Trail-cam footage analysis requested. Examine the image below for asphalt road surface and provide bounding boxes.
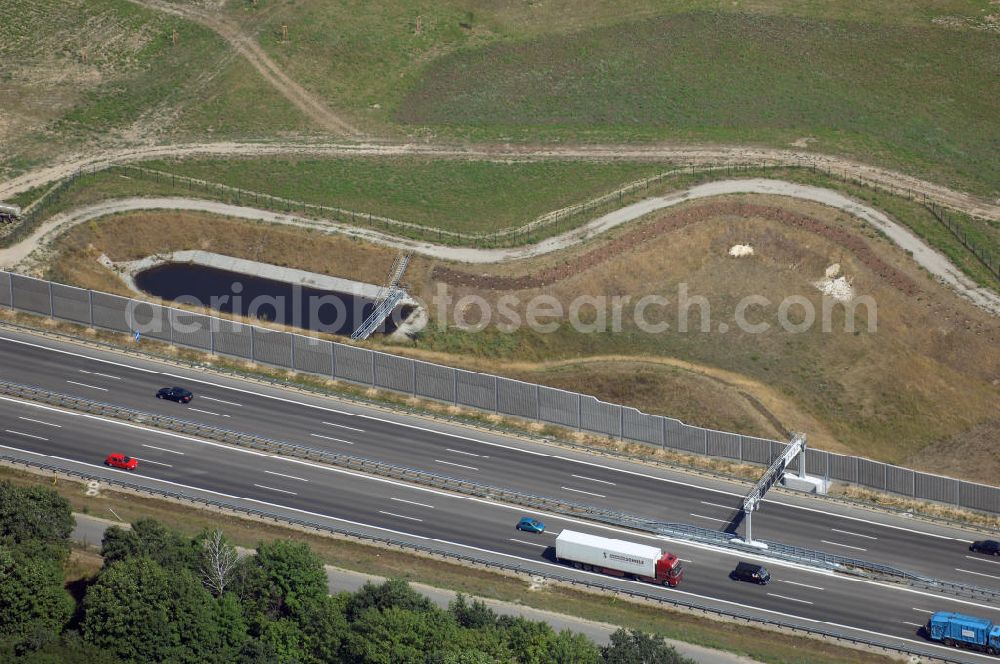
[1,328,999,661]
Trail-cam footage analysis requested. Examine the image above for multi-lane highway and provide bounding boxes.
[0,327,998,660]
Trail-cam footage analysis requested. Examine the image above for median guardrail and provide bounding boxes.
[3,378,998,604]
[0,451,970,664]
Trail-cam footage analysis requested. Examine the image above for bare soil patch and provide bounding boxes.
[432,200,920,297]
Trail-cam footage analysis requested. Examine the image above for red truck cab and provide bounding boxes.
[655,551,684,587]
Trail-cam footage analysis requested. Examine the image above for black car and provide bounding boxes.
[731,561,770,585]
[157,387,193,403]
[970,540,1000,556]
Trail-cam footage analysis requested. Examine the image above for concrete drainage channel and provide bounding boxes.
[0,452,970,664]
[1,378,997,605]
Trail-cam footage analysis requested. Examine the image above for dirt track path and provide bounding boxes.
[126,0,360,137]
[3,140,1000,225]
[5,179,996,315]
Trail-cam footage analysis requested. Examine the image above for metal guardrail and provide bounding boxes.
[12,312,993,540]
[3,378,998,604]
[0,452,967,663]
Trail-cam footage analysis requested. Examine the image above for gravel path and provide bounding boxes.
[126,0,360,136]
[3,178,996,314]
[3,141,999,223]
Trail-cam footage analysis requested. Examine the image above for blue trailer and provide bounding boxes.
[927,612,1000,655]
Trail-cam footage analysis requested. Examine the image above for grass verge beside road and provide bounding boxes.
[0,464,899,664]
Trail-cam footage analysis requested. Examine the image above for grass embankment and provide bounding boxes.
[135,157,668,235]
[5,302,1000,535]
[10,154,998,288]
[0,0,310,177]
[0,465,899,664]
[228,0,999,197]
[42,191,1000,480]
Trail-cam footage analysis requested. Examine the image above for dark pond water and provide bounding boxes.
[134,263,408,336]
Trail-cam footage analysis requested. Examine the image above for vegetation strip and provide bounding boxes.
[0,464,900,664]
[0,456,950,663]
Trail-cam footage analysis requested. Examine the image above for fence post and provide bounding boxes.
[47,281,53,316]
[411,360,417,395]
[289,334,295,369]
[703,429,708,455]
[330,342,337,379]
[370,351,375,387]
[210,318,215,355]
[87,289,93,325]
[250,326,255,362]
[452,369,457,404]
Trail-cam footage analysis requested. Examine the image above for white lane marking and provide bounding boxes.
[4,429,48,441]
[690,513,728,523]
[18,417,61,428]
[253,483,297,496]
[157,368,552,458]
[12,331,936,551]
[779,580,825,591]
[435,459,479,471]
[132,457,172,468]
[831,528,878,540]
[80,369,120,380]
[379,510,423,522]
[431,539,995,661]
[766,592,813,605]
[66,380,106,391]
[155,356,983,545]
[446,448,487,458]
[821,620,1000,662]
[700,501,735,510]
[264,470,309,482]
[510,538,548,548]
[955,568,1000,581]
[8,433,1000,624]
[142,444,184,455]
[5,446,431,543]
[200,396,242,407]
[0,335,160,372]
[820,539,867,552]
[965,555,1000,566]
[310,433,354,444]
[322,421,364,432]
[902,621,923,627]
[390,497,435,509]
[188,407,229,417]
[0,443,46,455]
[561,486,606,499]
[571,474,616,486]
[912,608,933,613]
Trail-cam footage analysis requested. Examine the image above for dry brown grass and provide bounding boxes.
[44,196,1000,481]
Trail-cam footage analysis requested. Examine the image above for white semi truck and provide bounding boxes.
[0,203,21,222]
[555,529,684,587]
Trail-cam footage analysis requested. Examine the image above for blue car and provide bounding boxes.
[516,517,545,533]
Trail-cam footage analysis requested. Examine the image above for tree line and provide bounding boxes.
[0,479,693,663]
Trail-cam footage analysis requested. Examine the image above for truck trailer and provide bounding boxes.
[0,203,20,222]
[926,611,1000,655]
[555,529,683,587]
